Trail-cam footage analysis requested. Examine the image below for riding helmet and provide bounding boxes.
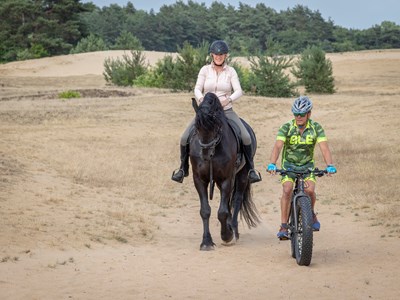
[209,40,229,55]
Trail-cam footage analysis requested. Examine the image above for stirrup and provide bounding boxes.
[171,168,185,183]
[248,169,262,183]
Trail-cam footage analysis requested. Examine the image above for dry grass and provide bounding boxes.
[313,96,400,230]
[329,137,399,219]
[1,50,400,254]
[0,93,181,249]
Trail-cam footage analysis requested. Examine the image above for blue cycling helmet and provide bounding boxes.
[292,96,313,114]
[209,40,229,55]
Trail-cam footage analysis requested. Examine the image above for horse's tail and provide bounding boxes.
[238,185,260,228]
[236,120,260,228]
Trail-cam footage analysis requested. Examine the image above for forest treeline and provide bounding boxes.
[1,0,399,63]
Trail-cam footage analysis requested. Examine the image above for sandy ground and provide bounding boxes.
[1,50,400,299]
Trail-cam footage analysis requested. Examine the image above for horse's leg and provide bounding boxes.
[230,170,248,241]
[193,177,215,251]
[218,179,234,244]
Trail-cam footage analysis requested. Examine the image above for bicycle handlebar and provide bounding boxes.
[275,168,327,178]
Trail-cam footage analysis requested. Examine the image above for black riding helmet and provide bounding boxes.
[209,40,229,55]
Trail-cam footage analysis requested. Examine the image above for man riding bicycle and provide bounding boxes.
[266,96,337,240]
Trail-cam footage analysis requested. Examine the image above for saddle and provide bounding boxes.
[188,121,245,172]
[227,119,246,169]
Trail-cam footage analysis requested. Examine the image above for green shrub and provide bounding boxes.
[248,54,298,97]
[133,68,164,88]
[137,41,208,91]
[232,61,252,93]
[292,46,335,94]
[16,44,48,61]
[171,41,209,91]
[58,90,81,99]
[150,55,177,89]
[103,50,148,86]
[70,34,107,54]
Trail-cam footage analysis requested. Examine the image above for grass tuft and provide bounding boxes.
[58,90,81,99]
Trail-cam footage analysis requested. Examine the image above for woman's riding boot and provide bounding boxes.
[171,145,189,183]
[243,144,262,184]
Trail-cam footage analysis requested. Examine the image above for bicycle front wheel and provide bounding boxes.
[292,196,314,266]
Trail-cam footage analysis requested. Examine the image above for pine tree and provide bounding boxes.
[292,46,335,94]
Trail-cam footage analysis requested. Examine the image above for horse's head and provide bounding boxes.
[197,92,224,129]
[200,92,223,111]
[195,92,224,160]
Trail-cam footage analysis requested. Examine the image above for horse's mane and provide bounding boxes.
[195,92,225,131]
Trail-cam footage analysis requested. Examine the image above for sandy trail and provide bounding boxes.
[0,50,399,299]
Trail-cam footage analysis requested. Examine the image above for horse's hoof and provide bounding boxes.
[221,227,234,243]
[221,234,233,244]
[221,238,236,247]
[200,244,215,251]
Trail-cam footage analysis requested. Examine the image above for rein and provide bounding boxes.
[198,127,222,200]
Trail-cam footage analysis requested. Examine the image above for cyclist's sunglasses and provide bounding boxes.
[293,112,307,117]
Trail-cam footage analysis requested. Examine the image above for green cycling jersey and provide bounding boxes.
[277,119,327,169]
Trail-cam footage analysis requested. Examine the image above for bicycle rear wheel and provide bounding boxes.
[292,196,314,266]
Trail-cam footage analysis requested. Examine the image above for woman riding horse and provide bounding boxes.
[171,40,261,184]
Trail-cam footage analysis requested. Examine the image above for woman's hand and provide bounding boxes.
[220,96,232,107]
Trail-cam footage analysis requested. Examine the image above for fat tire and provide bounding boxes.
[289,205,296,259]
[293,196,314,266]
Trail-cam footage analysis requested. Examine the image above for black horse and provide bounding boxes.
[190,92,260,250]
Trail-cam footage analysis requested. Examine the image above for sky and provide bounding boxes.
[82,0,400,30]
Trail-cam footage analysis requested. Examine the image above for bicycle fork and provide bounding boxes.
[289,192,309,235]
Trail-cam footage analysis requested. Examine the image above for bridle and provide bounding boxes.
[197,127,222,161]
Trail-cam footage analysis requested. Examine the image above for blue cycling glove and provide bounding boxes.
[267,163,277,172]
[326,165,337,174]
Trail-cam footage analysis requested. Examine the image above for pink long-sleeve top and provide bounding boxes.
[194,62,243,110]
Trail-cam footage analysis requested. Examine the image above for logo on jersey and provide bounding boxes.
[289,135,314,145]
